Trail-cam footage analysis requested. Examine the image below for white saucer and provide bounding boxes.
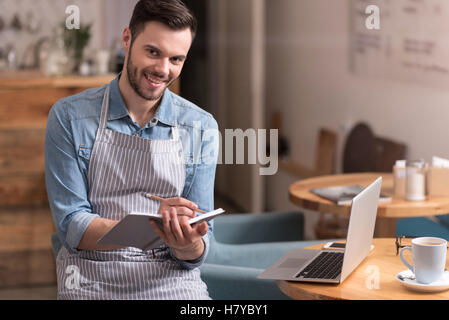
[395,270,449,293]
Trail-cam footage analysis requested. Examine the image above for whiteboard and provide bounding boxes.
[350,0,449,88]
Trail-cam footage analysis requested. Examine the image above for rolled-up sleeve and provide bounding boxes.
[169,235,210,270]
[172,115,219,269]
[45,100,99,254]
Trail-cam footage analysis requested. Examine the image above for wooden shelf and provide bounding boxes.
[0,70,116,89]
[0,70,117,288]
[0,207,55,252]
[0,207,56,287]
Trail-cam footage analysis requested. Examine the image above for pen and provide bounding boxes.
[145,194,206,213]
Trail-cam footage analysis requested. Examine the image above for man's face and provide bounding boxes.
[123,21,192,101]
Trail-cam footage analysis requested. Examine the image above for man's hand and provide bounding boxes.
[157,196,199,218]
[150,207,208,261]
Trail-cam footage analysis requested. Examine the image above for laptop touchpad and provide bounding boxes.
[279,258,309,268]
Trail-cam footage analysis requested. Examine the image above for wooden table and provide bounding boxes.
[277,238,449,300]
[289,173,449,237]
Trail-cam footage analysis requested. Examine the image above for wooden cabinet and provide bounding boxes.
[0,71,115,288]
[0,72,115,207]
[0,70,181,288]
[0,71,180,288]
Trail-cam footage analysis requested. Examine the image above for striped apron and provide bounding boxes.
[56,85,210,300]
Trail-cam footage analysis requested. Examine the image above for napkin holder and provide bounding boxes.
[393,163,406,197]
[427,167,449,197]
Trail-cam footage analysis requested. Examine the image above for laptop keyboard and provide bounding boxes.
[296,251,344,280]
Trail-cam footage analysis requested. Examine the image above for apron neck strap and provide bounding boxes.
[171,126,180,141]
[99,85,111,130]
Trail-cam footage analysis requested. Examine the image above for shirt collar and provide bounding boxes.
[108,74,177,127]
[154,88,176,127]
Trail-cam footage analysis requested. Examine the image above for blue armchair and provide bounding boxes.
[200,211,334,300]
[396,215,449,239]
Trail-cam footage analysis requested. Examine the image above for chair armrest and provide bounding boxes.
[199,263,291,300]
[213,211,305,244]
[397,217,449,239]
[206,238,336,269]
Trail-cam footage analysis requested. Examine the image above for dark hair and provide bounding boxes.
[129,0,197,43]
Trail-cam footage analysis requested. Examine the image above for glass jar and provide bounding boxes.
[405,160,426,201]
[44,29,73,76]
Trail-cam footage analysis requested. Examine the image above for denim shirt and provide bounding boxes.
[45,75,219,270]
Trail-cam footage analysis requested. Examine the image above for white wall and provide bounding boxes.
[209,0,266,213]
[103,0,139,50]
[265,0,449,238]
[266,0,449,168]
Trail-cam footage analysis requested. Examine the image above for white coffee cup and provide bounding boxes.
[400,237,447,284]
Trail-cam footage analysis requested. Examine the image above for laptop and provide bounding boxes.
[258,177,382,284]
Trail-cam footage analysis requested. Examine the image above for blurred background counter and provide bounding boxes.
[0,70,115,290]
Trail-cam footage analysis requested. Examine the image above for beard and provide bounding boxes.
[126,50,172,101]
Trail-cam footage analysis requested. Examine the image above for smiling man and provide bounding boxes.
[121,16,191,125]
[45,0,219,300]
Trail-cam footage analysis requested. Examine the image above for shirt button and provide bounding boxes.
[135,133,139,137]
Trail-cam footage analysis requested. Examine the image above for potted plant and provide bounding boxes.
[62,22,92,73]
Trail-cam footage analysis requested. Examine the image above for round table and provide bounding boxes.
[289,173,449,237]
[277,238,449,300]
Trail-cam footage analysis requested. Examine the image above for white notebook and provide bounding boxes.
[97,208,225,251]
